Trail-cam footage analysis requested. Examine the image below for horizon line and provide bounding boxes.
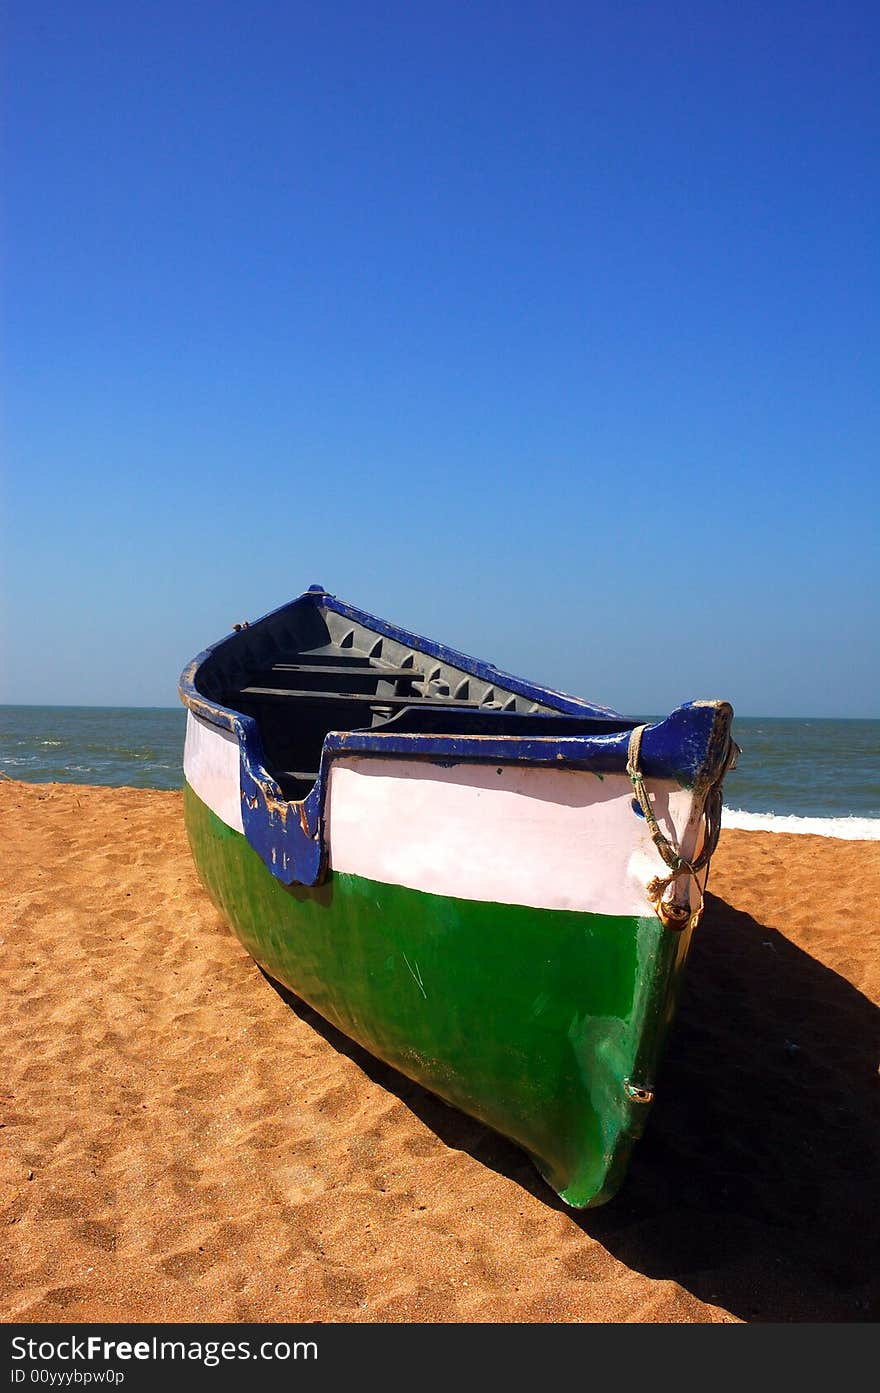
[1,702,877,721]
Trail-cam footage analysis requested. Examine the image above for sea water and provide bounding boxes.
[1,707,877,839]
[0,705,186,791]
[695,717,879,840]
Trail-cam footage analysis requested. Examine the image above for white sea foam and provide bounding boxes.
[723,808,880,841]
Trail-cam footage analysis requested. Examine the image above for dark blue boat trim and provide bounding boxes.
[179,588,734,886]
[323,700,728,786]
[234,713,326,886]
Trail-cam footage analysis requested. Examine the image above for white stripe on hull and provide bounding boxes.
[182,714,701,916]
[183,711,244,833]
[328,757,697,917]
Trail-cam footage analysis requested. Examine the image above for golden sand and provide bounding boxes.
[1,780,877,1323]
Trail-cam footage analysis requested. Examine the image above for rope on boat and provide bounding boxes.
[626,723,726,931]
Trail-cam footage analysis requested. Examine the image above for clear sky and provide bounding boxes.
[2,1,877,716]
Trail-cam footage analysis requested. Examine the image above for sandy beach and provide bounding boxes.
[1,778,877,1324]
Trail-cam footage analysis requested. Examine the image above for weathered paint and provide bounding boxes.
[226,701,729,889]
[238,724,326,887]
[183,712,706,919]
[179,595,734,888]
[183,780,695,1209]
[178,592,735,836]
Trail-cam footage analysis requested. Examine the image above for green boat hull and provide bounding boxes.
[184,781,695,1208]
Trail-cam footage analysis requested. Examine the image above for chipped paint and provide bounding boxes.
[178,587,736,889]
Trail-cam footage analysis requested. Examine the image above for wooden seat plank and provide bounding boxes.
[237,686,484,708]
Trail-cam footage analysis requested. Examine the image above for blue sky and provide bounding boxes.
[3,1,877,716]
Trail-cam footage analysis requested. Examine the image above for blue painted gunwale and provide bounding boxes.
[178,586,734,886]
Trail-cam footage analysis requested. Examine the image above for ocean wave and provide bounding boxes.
[723,808,880,841]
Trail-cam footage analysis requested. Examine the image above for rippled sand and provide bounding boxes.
[1,779,877,1322]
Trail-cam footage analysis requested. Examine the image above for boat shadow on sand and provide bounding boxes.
[263,892,878,1324]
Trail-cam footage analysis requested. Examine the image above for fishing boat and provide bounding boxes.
[179,585,737,1208]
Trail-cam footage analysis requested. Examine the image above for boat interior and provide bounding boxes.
[195,603,634,800]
